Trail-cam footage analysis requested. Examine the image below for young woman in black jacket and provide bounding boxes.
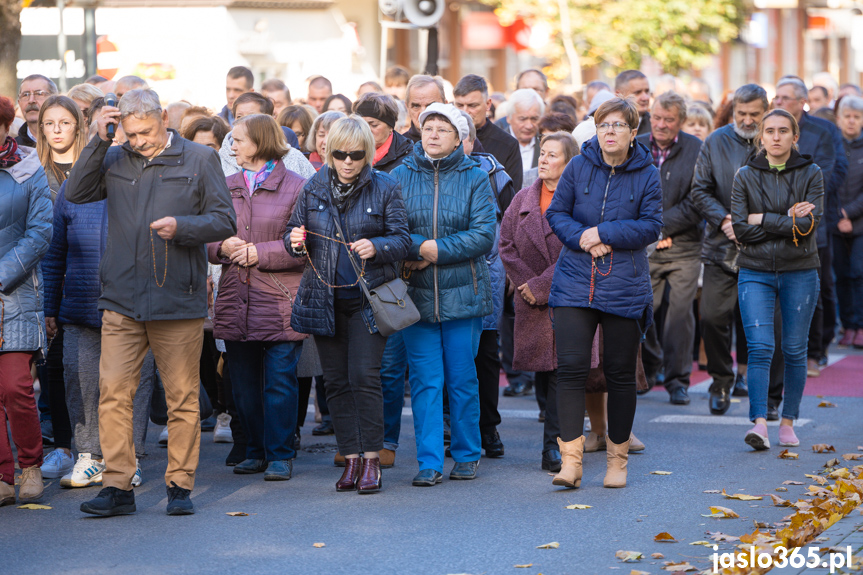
[731,109,823,451]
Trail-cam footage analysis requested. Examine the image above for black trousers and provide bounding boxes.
[554,307,640,444]
[40,326,72,450]
[476,329,502,435]
[808,243,835,359]
[536,371,559,453]
[315,298,387,455]
[200,329,225,414]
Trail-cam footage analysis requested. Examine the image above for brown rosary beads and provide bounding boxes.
[790,202,815,247]
[150,228,168,288]
[302,228,366,288]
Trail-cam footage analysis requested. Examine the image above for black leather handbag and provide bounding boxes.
[329,211,420,337]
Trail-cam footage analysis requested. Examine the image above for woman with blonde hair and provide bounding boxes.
[66,83,103,123]
[287,115,410,493]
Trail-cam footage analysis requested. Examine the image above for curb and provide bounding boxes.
[771,511,863,574]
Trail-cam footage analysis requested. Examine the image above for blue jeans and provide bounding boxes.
[832,234,863,330]
[738,268,819,422]
[225,340,302,462]
[403,318,482,473]
[380,332,407,451]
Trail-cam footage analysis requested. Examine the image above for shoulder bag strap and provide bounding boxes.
[328,208,374,300]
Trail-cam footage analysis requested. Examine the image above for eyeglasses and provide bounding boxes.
[596,122,631,134]
[41,120,77,133]
[422,127,454,136]
[332,149,366,161]
[19,90,50,101]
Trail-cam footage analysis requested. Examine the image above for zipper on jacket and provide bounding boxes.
[432,164,440,322]
[470,259,478,295]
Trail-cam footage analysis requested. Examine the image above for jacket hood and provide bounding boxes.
[746,148,814,171]
[403,140,480,173]
[473,152,504,175]
[581,137,655,172]
[1,145,42,183]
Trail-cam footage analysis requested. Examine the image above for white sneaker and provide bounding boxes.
[213,413,233,443]
[159,426,168,447]
[41,449,74,479]
[131,459,142,487]
[60,453,105,488]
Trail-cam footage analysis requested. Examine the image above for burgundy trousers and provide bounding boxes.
[0,352,43,485]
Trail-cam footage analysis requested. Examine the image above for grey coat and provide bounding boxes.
[0,146,53,354]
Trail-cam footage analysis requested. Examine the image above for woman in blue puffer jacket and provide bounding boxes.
[545,98,662,490]
[391,103,496,487]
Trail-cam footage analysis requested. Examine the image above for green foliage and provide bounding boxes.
[484,0,745,76]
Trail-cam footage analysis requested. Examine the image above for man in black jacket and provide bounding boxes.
[691,84,769,415]
[616,70,653,136]
[453,74,522,206]
[15,74,58,148]
[637,92,703,406]
[66,89,236,517]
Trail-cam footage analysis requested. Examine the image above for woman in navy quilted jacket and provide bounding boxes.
[391,103,496,487]
[546,98,662,490]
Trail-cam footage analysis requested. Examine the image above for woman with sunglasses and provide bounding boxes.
[287,115,410,494]
[545,97,662,489]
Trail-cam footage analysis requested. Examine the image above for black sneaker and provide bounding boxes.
[80,487,136,516]
[166,481,194,516]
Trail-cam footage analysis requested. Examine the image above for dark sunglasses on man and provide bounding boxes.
[332,150,366,161]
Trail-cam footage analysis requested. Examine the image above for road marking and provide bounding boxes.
[649,414,812,426]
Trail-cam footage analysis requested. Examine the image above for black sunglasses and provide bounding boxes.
[332,149,366,161]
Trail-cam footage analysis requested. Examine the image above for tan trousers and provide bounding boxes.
[99,310,204,491]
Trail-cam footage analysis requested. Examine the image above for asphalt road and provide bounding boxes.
[2,350,862,575]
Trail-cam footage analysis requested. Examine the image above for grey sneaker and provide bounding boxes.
[449,461,479,480]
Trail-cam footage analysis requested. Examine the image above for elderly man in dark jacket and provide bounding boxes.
[636,92,703,406]
[66,89,236,517]
[691,84,768,416]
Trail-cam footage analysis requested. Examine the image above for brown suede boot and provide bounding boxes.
[334,452,345,467]
[552,436,585,488]
[19,466,44,502]
[628,433,645,452]
[584,432,606,452]
[379,449,395,468]
[0,477,15,507]
[604,437,631,488]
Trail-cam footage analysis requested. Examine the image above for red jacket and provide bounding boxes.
[208,161,308,342]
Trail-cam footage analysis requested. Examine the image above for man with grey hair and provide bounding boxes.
[66,88,236,517]
[16,74,59,147]
[506,88,544,178]
[114,75,149,99]
[691,83,769,416]
[404,74,447,143]
[636,91,703,405]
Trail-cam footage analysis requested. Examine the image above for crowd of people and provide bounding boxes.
[0,61,860,515]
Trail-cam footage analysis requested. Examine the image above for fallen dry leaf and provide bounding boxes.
[630,571,651,575]
[805,473,829,485]
[707,532,740,542]
[536,542,559,549]
[817,401,836,407]
[825,457,841,467]
[723,488,763,501]
[662,562,697,572]
[769,494,793,507]
[776,487,788,492]
[782,480,804,485]
[858,446,863,451]
[829,467,851,479]
[514,564,533,568]
[702,505,740,518]
[651,552,665,559]
[812,444,836,453]
[313,543,326,548]
[703,489,721,494]
[654,532,676,542]
[564,504,592,509]
[226,511,248,516]
[615,550,643,562]
[689,541,714,547]
[778,449,799,459]
[651,471,672,475]
[843,453,863,461]
[17,504,51,510]
[754,521,769,529]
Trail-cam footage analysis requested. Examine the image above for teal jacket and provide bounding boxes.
[392,142,496,323]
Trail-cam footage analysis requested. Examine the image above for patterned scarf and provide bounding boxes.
[242,160,276,195]
[0,137,22,169]
[329,168,358,207]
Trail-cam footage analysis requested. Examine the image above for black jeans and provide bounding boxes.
[40,326,72,450]
[536,371,559,453]
[554,307,640,445]
[476,329,502,436]
[315,298,387,455]
[808,243,836,359]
